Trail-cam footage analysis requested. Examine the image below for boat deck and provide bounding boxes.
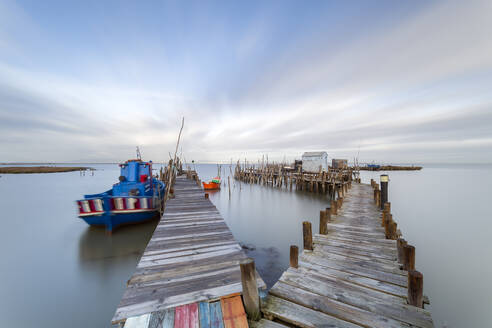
[112,175,265,327]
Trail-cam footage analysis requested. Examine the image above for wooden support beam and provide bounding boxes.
[290,245,298,268]
[319,210,328,235]
[240,258,260,320]
[303,221,313,251]
[397,238,407,264]
[407,270,424,308]
[403,245,415,271]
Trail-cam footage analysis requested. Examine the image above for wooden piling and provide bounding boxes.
[239,258,260,320]
[407,270,424,308]
[325,207,331,222]
[403,245,415,271]
[290,245,298,268]
[303,221,313,251]
[380,174,388,210]
[397,238,407,263]
[331,200,337,215]
[319,210,328,235]
[205,193,209,199]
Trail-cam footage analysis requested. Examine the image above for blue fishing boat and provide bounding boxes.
[76,159,165,233]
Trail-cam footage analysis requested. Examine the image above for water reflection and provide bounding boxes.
[78,221,157,263]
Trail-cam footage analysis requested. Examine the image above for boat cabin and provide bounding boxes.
[113,160,153,196]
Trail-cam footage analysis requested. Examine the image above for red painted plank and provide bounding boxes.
[220,295,248,328]
[174,303,199,328]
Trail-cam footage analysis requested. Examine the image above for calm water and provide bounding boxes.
[0,163,490,327]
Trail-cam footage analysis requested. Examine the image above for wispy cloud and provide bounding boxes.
[0,0,491,163]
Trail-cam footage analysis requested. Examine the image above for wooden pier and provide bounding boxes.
[112,174,266,327]
[234,164,357,199]
[257,178,434,328]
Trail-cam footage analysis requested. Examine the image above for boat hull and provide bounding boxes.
[202,182,220,190]
[80,209,160,231]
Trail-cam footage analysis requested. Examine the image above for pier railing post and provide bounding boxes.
[331,200,338,215]
[240,258,260,320]
[382,202,391,227]
[303,221,313,251]
[319,210,328,235]
[397,238,407,263]
[380,174,388,210]
[403,245,415,271]
[325,207,331,222]
[408,270,424,308]
[290,245,298,268]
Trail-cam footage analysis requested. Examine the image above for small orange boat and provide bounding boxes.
[202,177,221,190]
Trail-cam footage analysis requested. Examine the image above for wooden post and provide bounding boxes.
[397,238,407,263]
[403,245,415,271]
[384,214,393,239]
[331,200,337,215]
[205,193,209,199]
[325,207,331,222]
[407,270,424,308]
[319,210,328,235]
[382,202,391,227]
[290,245,298,268]
[373,185,379,202]
[303,221,313,251]
[337,197,343,209]
[239,258,260,320]
[389,221,397,240]
[376,190,381,207]
[380,174,388,210]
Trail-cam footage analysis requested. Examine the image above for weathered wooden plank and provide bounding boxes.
[174,303,199,328]
[220,295,248,328]
[270,281,409,328]
[210,301,225,328]
[248,319,289,328]
[124,313,151,328]
[261,295,361,328]
[149,308,175,328]
[198,302,211,328]
[297,262,408,299]
[301,252,407,286]
[310,248,406,276]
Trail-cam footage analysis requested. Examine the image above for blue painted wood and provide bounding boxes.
[259,288,268,302]
[199,302,211,328]
[209,301,225,328]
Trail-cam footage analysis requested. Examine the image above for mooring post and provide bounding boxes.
[382,202,391,227]
[204,193,209,199]
[290,245,299,268]
[239,258,260,320]
[303,221,313,251]
[325,207,331,222]
[380,174,388,210]
[319,210,328,235]
[403,245,415,271]
[397,238,407,263]
[331,200,338,215]
[384,213,392,239]
[408,270,424,308]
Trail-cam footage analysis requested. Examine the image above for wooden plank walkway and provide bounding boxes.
[112,175,265,326]
[258,182,434,328]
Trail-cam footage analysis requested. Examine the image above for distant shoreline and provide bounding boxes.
[0,166,93,174]
[360,165,422,171]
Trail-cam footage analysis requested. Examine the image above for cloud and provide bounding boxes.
[0,0,491,163]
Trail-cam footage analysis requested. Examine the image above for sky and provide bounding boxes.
[0,0,491,164]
